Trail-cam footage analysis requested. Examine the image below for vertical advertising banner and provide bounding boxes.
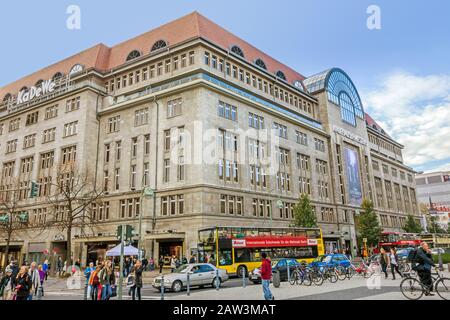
[344,147,363,205]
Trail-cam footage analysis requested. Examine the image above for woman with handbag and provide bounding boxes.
[129,260,143,300]
[99,260,115,300]
[14,266,32,301]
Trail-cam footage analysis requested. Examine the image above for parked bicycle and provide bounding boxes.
[400,267,450,300]
[289,264,312,286]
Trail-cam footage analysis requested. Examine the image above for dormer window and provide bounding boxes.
[151,40,167,52]
[276,71,287,81]
[255,58,267,70]
[126,50,141,61]
[230,45,244,58]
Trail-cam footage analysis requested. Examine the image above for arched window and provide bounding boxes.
[255,58,267,70]
[3,93,11,102]
[276,71,287,81]
[230,45,244,58]
[20,86,29,92]
[126,50,141,61]
[69,64,84,75]
[151,40,167,52]
[35,79,44,87]
[52,72,64,81]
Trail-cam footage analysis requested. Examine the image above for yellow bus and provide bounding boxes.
[198,226,325,277]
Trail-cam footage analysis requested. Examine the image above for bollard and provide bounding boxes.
[187,273,190,296]
[216,269,220,291]
[242,269,246,288]
[161,275,165,300]
[438,252,444,272]
[287,261,291,284]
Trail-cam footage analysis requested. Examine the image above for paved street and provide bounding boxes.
[38,271,449,301]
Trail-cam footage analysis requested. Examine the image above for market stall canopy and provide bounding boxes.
[106,245,140,257]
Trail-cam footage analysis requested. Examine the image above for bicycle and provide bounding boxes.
[400,267,450,300]
[289,264,312,286]
[308,266,324,286]
[320,265,338,283]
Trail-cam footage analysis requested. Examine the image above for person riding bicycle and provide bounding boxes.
[413,242,436,296]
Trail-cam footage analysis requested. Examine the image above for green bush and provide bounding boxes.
[433,253,450,264]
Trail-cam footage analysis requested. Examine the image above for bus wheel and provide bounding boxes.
[237,265,248,278]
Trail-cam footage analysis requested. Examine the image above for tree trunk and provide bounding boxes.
[66,226,72,268]
[3,235,11,271]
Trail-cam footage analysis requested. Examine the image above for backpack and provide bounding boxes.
[407,249,418,269]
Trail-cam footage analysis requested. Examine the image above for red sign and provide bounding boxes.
[232,236,311,248]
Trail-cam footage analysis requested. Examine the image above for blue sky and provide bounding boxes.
[1,0,449,172]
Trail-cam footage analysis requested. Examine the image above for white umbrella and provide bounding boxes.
[106,244,140,257]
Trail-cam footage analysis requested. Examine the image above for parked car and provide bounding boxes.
[249,258,300,284]
[308,254,351,270]
[152,263,228,292]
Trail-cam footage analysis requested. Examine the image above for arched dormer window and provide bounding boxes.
[151,40,167,52]
[230,45,244,58]
[255,58,267,70]
[69,64,84,75]
[20,86,29,92]
[276,70,287,81]
[126,50,141,61]
[52,72,64,81]
[3,93,12,102]
[35,79,44,87]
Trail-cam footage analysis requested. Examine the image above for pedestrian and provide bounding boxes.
[345,247,352,260]
[99,260,116,300]
[159,256,164,274]
[413,242,436,296]
[28,262,41,299]
[189,255,196,264]
[14,266,32,301]
[130,260,143,300]
[182,256,188,265]
[88,263,102,301]
[43,260,49,280]
[9,260,19,279]
[37,265,46,298]
[379,248,390,279]
[84,262,95,299]
[389,248,403,280]
[149,257,155,271]
[142,257,148,271]
[170,255,177,273]
[0,266,14,300]
[57,257,63,277]
[260,252,274,300]
[63,260,68,275]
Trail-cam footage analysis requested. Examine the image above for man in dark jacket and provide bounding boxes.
[260,253,274,300]
[414,242,436,296]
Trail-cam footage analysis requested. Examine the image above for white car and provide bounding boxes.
[152,263,229,292]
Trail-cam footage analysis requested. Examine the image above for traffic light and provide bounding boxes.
[126,225,135,241]
[116,225,123,239]
[30,181,38,198]
[19,212,29,224]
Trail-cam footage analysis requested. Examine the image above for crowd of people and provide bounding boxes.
[0,260,48,300]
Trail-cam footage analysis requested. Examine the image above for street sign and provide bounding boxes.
[276,200,284,209]
[143,187,154,199]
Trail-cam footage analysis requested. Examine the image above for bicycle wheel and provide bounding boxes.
[311,272,324,286]
[289,270,299,285]
[336,266,347,281]
[403,263,411,273]
[435,277,450,300]
[328,272,338,283]
[346,267,355,280]
[302,273,312,286]
[400,277,424,300]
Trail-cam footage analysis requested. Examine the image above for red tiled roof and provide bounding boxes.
[365,113,391,138]
[1,12,306,100]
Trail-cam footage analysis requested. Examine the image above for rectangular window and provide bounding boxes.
[130,165,137,189]
[164,159,170,183]
[63,121,78,137]
[115,168,120,191]
[134,108,149,126]
[66,97,80,112]
[23,134,36,149]
[295,131,308,146]
[178,156,185,181]
[248,113,265,130]
[131,137,138,158]
[144,134,151,155]
[26,111,39,126]
[42,128,56,143]
[6,140,18,153]
[167,98,182,118]
[61,146,77,165]
[40,151,54,170]
[108,116,121,133]
[116,141,122,161]
[189,51,195,65]
[45,105,58,119]
[273,122,288,139]
[218,101,237,121]
[104,144,111,163]
[314,138,325,152]
[9,118,20,132]
[143,162,150,186]
[164,130,171,151]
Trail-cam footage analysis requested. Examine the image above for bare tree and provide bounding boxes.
[44,166,103,267]
[0,179,31,270]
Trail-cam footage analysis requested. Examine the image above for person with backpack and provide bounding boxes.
[412,242,436,296]
[389,248,403,280]
[0,266,14,300]
[42,260,49,280]
[379,248,390,279]
[88,263,102,300]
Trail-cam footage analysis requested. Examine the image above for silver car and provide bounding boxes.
[152,263,229,292]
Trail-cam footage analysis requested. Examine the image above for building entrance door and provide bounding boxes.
[158,241,184,266]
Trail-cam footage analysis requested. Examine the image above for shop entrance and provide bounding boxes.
[86,242,120,265]
[158,240,184,266]
[0,246,22,269]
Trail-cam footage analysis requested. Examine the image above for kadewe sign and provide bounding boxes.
[232,236,314,248]
[17,79,56,105]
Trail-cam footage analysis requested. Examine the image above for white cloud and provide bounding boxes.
[362,71,450,171]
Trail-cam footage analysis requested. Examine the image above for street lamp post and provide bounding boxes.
[139,185,154,261]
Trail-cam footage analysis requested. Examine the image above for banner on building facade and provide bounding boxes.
[344,147,363,206]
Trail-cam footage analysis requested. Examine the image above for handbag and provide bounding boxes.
[126,275,135,288]
[110,286,117,298]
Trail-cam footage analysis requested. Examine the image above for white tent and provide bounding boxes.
[106,244,140,257]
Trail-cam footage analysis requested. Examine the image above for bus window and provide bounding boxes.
[219,249,233,266]
[235,248,260,262]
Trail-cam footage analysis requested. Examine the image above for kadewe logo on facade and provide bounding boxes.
[17,79,56,105]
